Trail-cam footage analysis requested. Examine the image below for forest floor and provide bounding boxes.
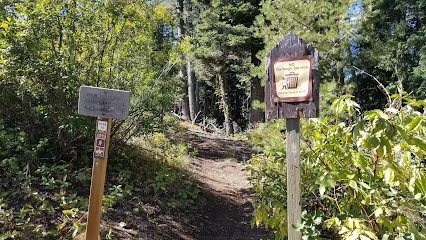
[96,125,269,240]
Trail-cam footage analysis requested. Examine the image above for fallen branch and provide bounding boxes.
[353,66,391,107]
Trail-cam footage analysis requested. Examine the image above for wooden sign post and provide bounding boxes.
[265,32,319,239]
[78,86,131,240]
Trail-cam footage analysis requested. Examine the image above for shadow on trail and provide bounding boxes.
[101,128,268,240]
[186,181,268,240]
[188,130,253,163]
[183,129,269,240]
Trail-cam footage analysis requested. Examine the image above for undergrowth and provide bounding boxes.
[246,94,426,239]
[0,118,199,239]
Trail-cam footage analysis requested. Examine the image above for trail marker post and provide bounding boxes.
[78,86,130,240]
[265,32,319,239]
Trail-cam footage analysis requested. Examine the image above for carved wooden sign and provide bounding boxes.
[78,86,131,120]
[77,85,131,239]
[264,32,320,240]
[265,32,319,119]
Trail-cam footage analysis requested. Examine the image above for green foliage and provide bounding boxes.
[0,117,199,238]
[150,165,199,208]
[254,0,356,84]
[135,132,199,208]
[353,0,426,109]
[192,0,262,132]
[0,0,178,159]
[247,94,426,239]
[320,81,357,119]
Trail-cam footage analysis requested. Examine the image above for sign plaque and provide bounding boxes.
[265,32,319,119]
[264,32,320,240]
[78,86,131,120]
[273,56,312,102]
[77,85,131,240]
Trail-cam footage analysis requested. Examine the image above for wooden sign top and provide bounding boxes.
[78,86,131,120]
[265,32,319,119]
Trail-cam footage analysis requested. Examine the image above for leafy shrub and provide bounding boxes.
[247,94,426,239]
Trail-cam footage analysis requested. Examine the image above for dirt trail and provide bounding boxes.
[185,128,268,240]
[95,127,268,240]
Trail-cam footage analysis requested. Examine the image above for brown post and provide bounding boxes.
[77,86,130,240]
[86,118,112,240]
[286,118,301,239]
[265,32,319,239]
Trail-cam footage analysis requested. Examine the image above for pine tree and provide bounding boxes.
[193,0,262,134]
[353,0,426,109]
[254,0,356,87]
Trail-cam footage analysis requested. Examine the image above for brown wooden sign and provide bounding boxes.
[264,32,320,240]
[265,32,319,119]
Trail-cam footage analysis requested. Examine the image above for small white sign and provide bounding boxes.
[97,121,108,131]
[78,86,131,120]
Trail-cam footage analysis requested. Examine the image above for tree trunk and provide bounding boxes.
[195,80,199,109]
[249,76,265,125]
[188,59,196,121]
[177,0,189,119]
[218,74,233,135]
[186,0,197,122]
[176,0,184,38]
[249,45,265,126]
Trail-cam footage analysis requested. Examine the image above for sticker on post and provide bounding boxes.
[94,147,105,158]
[97,121,108,131]
[96,139,105,147]
[94,119,108,159]
[96,130,106,140]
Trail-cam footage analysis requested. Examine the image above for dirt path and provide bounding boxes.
[185,128,268,240]
[95,127,268,240]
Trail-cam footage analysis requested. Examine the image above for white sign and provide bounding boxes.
[78,86,131,120]
[97,121,108,131]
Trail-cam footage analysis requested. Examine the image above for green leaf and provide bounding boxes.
[319,182,326,195]
[385,107,399,114]
[414,193,422,200]
[349,180,358,190]
[374,207,383,217]
[367,137,380,148]
[326,218,334,228]
[364,231,378,240]
[326,177,336,188]
[383,168,395,185]
[360,235,370,240]
[364,109,389,120]
[62,210,74,215]
[358,181,371,189]
[408,116,423,131]
[347,217,354,229]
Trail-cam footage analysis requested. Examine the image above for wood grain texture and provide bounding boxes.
[286,118,301,240]
[86,118,112,240]
[265,32,319,119]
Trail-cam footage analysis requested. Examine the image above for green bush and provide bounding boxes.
[246,94,426,239]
